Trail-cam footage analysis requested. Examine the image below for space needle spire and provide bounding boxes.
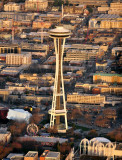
[48,26,71,132]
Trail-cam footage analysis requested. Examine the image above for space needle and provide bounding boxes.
[48,26,71,133]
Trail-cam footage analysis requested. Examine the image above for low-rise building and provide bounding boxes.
[68,0,109,6]
[0,66,27,76]
[93,73,122,84]
[67,93,105,104]
[0,43,21,54]
[6,53,32,65]
[64,5,84,14]
[112,47,122,56]
[108,2,122,15]
[96,61,107,71]
[89,14,122,29]
[1,19,13,28]
[38,14,61,23]
[4,2,22,12]
[24,151,38,160]
[98,6,109,13]
[0,12,35,21]
[6,153,24,160]
[64,49,97,61]
[25,0,48,11]
[0,131,11,144]
[40,150,60,160]
[32,20,51,29]
[14,20,32,27]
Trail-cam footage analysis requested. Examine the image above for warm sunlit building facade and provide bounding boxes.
[67,93,105,104]
[25,0,48,11]
[6,53,32,65]
[32,20,51,29]
[93,73,122,84]
[4,2,21,12]
[64,49,97,61]
[108,2,122,15]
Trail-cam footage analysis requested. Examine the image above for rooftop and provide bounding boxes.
[19,136,68,144]
[93,73,122,77]
[25,151,38,157]
[46,151,60,158]
[98,14,120,19]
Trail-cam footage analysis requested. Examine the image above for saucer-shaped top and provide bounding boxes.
[49,26,71,38]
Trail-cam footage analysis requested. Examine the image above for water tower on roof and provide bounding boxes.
[48,26,71,133]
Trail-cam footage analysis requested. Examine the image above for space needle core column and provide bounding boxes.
[49,26,71,132]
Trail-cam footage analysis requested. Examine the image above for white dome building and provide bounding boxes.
[80,137,122,160]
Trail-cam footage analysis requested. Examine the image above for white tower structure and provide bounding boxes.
[48,26,71,132]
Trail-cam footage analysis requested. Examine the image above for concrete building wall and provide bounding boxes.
[25,0,48,11]
[67,93,105,104]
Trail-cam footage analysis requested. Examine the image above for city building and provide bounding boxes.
[0,131,11,144]
[68,0,109,6]
[98,6,109,13]
[112,47,122,56]
[1,66,27,76]
[24,151,38,160]
[21,43,49,53]
[0,12,35,21]
[4,2,22,12]
[0,43,21,54]
[40,150,60,160]
[25,0,48,12]
[64,49,97,61]
[80,137,122,159]
[13,20,32,27]
[6,53,32,65]
[20,73,39,81]
[32,20,51,29]
[96,61,107,71]
[89,14,122,29]
[38,14,61,23]
[67,93,105,104]
[6,153,24,160]
[108,2,122,16]
[93,73,122,84]
[63,5,84,14]
[100,19,122,29]
[100,86,122,95]
[0,19,13,29]
[0,89,10,101]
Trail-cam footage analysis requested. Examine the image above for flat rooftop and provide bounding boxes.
[46,151,60,158]
[25,151,38,157]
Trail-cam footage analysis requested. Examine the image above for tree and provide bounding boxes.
[53,0,64,6]
[65,0,69,5]
[59,142,71,155]
[71,108,82,119]
[29,114,41,124]
[94,115,110,128]
[32,107,40,114]
[107,128,122,142]
[84,114,92,125]
[88,129,98,139]
[9,122,27,136]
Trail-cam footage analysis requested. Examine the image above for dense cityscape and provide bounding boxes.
[0,0,122,159]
